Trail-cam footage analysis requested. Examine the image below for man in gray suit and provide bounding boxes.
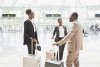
[54,12,83,67]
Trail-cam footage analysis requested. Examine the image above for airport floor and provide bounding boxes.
[0,31,100,67]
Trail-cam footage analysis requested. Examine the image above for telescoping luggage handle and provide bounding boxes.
[57,46,59,61]
[52,44,55,60]
[31,40,38,55]
[53,44,60,61]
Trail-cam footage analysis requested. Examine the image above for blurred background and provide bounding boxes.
[0,0,100,67]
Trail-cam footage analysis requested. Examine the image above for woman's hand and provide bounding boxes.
[51,37,54,39]
[30,37,37,42]
[37,42,39,45]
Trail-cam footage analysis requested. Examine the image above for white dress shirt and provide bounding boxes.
[59,26,64,37]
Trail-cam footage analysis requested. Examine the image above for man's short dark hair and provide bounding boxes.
[58,18,62,21]
[26,9,32,15]
[72,12,78,19]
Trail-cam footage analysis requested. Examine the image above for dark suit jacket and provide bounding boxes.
[23,19,38,45]
[53,26,67,42]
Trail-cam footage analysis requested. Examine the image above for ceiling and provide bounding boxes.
[0,0,100,7]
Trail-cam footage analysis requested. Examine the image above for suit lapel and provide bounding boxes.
[28,19,34,31]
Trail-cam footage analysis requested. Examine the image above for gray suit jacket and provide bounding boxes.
[53,26,67,42]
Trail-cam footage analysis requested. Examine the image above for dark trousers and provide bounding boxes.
[27,42,36,55]
[57,37,65,60]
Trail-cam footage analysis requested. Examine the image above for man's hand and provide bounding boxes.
[54,42,60,46]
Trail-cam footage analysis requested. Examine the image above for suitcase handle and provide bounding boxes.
[57,46,59,61]
[52,44,55,60]
[52,44,59,61]
[31,40,38,55]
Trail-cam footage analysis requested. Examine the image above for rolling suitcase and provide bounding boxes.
[23,41,41,67]
[45,45,64,67]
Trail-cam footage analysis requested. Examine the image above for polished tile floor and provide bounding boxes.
[0,31,100,67]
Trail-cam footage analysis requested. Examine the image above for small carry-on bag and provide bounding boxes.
[46,50,54,60]
[45,45,64,67]
[46,41,56,60]
[23,41,41,67]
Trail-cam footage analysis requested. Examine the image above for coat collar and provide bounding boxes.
[57,26,65,29]
[28,19,32,22]
[73,20,78,23]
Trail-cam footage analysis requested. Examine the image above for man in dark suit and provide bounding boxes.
[51,18,67,60]
[24,9,39,55]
